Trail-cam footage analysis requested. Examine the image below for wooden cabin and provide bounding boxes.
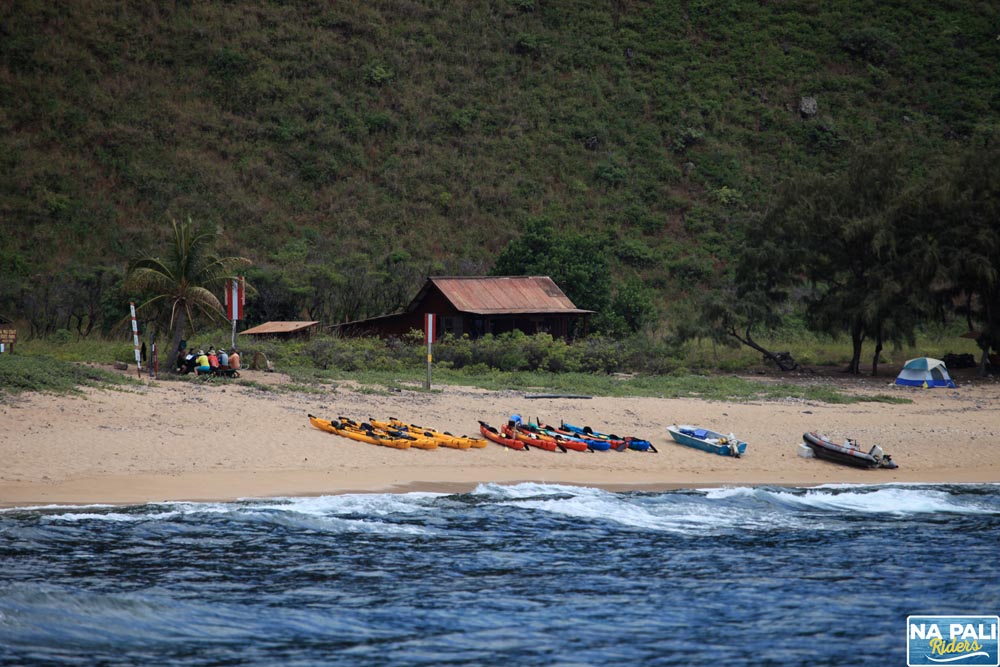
[335,277,592,340]
[238,321,320,341]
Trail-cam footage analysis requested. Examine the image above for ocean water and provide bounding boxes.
[1,483,998,666]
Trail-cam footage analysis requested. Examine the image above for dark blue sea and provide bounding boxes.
[1,483,998,666]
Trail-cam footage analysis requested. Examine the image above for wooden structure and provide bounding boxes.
[336,276,592,340]
[0,315,15,353]
[238,321,320,341]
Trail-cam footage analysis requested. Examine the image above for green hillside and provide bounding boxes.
[1,0,997,336]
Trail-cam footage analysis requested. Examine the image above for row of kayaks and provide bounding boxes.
[478,416,656,453]
[308,415,486,450]
[307,414,898,469]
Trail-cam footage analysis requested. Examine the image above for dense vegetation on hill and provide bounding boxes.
[1,1,998,359]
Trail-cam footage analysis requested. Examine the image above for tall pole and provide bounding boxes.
[424,313,434,391]
[148,327,158,379]
[226,276,244,350]
[129,302,142,378]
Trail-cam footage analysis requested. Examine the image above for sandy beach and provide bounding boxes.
[2,366,998,507]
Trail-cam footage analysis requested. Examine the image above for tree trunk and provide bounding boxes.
[871,326,883,377]
[165,316,185,373]
[846,321,864,375]
[727,325,799,371]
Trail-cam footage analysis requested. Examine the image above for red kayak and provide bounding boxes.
[502,424,565,452]
[479,421,526,450]
[508,423,589,452]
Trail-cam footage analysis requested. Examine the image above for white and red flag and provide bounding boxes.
[225,276,245,321]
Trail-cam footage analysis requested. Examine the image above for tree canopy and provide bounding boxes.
[709,141,1000,374]
[125,218,251,371]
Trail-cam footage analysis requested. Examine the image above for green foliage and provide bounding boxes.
[490,217,615,329]
[126,217,252,371]
[923,140,1000,358]
[839,26,898,66]
[364,61,394,86]
[0,354,136,396]
[1,0,998,365]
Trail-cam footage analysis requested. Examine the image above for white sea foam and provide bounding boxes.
[471,481,601,499]
[39,501,248,523]
[40,510,184,523]
[701,486,756,500]
[237,509,429,535]
[759,486,994,515]
[494,484,773,534]
[496,482,987,533]
[272,491,446,518]
[0,503,117,514]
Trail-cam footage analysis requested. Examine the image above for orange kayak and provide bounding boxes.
[478,421,526,450]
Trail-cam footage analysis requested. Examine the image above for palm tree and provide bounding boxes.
[126,217,251,373]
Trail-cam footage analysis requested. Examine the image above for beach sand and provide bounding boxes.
[2,366,998,506]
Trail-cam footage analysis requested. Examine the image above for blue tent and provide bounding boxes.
[894,357,956,388]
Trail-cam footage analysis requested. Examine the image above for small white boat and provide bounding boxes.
[667,425,747,457]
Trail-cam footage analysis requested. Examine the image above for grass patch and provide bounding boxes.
[282,383,330,395]
[0,336,917,405]
[234,380,275,393]
[0,355,138,396]
[313,367,909,405]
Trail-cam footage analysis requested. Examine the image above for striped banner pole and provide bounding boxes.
[226,276,245,349]
[129,301,142,378]
[424,313,434,390]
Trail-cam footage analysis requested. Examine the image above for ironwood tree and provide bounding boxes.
[714,146,938,375]
[924,141,1000,374]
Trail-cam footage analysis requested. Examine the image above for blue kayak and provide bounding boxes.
[560,422,656,452]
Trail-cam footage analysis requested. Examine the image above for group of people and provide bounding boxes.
[176,345,241,376]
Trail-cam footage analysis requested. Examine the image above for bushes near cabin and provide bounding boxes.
[243,331,674,376]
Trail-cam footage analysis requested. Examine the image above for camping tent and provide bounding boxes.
[894,357,956,388]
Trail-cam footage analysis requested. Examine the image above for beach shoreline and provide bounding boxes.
[3,367,999,507]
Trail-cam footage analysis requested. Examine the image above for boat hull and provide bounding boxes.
[502,424,563,452]
[517,424,590,452]
[666,425,747,457]
[532,422,613,451]
[479,421,526,450]
[309,415,412,449]
[801,432,898,469]
[561,422,656,452]
[385,418,485,449]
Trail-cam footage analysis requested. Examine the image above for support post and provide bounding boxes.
[424,313,435,391]
[225,276,245,351]
[130,302,142,378]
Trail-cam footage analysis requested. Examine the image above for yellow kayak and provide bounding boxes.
[358,418,439,450]
[309,415,411,449]
[386,418,486,449]
[369,418,466,449]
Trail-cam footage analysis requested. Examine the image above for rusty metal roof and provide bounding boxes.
[239,321,320,335]
[422,277,592,315]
